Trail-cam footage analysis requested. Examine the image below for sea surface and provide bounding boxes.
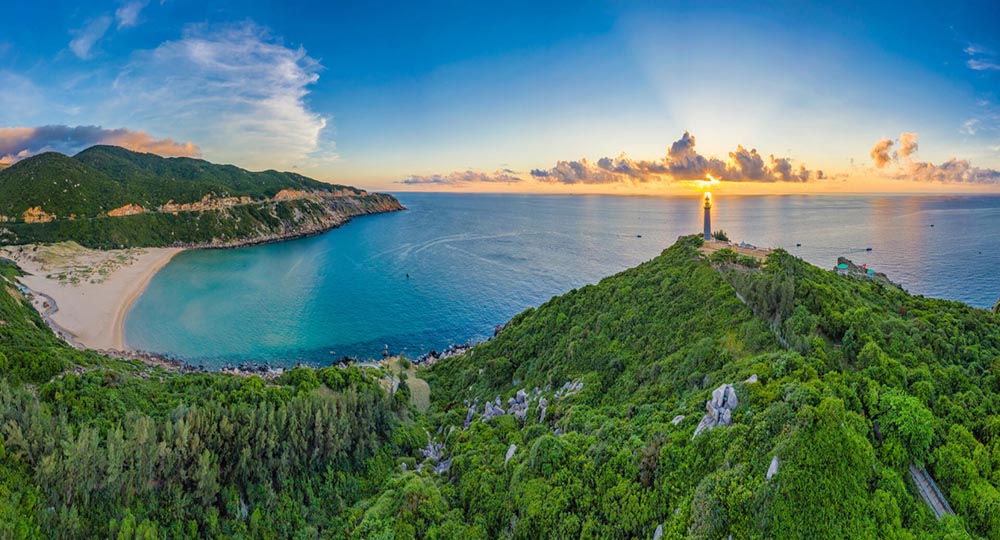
[126,193,1000,367]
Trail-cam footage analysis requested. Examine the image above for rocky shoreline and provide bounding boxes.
[106,337,482,380]
[162,196,405,250]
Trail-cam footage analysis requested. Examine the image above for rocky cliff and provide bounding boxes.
[0,190,404,249]
[180,192,405,249]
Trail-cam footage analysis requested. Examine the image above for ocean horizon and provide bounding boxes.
[125,192,1000,367]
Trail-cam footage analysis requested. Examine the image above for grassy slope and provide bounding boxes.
[73,145,357,205]
[0,152,125,218]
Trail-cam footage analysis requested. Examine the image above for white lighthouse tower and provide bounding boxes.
[703,193,712,241]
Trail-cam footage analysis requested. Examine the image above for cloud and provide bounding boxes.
[898,132,918,157]
[0,125,200,164]
[869,132,1000,184]
[111,22,329,170]
[964,43,1000,71]
[870,138,894,168]
[906,159,1000,184]
[69,16,112,59]
[115,0,148,29]
[400,170,523,185]
[960,119,980,136]
[529,131,819,184]
[400,132,823,188]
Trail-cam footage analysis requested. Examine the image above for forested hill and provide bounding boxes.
[417,235,1000,539]
[0,146,403,248]
[2,236,1000,538]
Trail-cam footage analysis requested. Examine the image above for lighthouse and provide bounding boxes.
[703,193,712,241]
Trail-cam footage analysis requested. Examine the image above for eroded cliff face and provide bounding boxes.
[22,206,55,223]
[160,195,254,214]
[0,191,404,249]
[173,192,405,248]
[107,204,146,217]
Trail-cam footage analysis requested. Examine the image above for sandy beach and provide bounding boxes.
[1,243,183,351]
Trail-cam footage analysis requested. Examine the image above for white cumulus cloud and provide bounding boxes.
[110,22,330,170]
[869,132,1000,184]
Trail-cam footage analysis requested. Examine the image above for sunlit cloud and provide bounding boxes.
[400,169,523,186]
[0,125,200,164]
[401,132,820,189]
[110,21,330,170]
[69,16,112,59]
[898,132,918,158]
[528,131,819,184]
[870,138,894,168]
[870,132,1000,184]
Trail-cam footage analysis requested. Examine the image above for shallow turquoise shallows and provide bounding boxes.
[126,193,1000,367]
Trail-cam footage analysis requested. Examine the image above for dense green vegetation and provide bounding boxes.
[0,260,417,538]
[0,146,402,248]
[2,236,1000,538]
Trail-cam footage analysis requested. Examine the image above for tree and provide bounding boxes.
[878,389,935,467]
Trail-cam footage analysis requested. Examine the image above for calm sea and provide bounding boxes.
[125,193,1000,367]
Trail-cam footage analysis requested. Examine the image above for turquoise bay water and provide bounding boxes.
[126,193,1000,367]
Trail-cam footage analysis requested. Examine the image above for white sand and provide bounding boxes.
[2,243,182,351]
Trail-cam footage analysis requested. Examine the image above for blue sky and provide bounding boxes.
[1,0,999,192]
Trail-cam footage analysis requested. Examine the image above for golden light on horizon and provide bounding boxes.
[682,173,722,192]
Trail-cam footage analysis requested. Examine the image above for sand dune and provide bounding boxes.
[1,243,182,351]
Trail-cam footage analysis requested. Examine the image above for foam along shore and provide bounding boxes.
[1,242,183,351]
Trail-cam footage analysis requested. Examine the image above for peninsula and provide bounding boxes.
[0,145,404,249]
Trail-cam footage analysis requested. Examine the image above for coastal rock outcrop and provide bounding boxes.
[767,455,780,480]
[505,444,517,464]
[508,389,529,422]
[693,383,739,438]
[416,343,471,366]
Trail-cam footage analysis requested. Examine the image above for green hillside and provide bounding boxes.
[1,236,999,538]
[74,145,351,204]
[0,152,126,218]
[0,146,403,248]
